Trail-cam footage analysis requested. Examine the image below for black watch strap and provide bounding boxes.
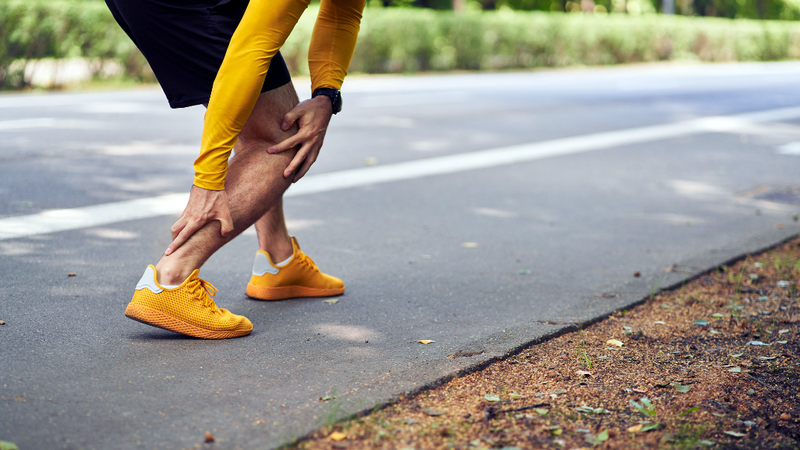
[312,88,342,115]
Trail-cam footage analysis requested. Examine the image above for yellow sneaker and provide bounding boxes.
[125,265,252,339]
[246,237,345,301]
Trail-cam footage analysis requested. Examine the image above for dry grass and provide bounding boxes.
[292,236,800,450]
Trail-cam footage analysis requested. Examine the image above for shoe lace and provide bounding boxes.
[188,278,219,313]
[300,253,319,271]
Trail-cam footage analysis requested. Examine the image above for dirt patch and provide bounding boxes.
[292,236,800,450]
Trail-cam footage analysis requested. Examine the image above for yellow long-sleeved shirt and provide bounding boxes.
[194,0,366,191]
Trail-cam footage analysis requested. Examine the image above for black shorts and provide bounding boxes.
[105,0,292,108]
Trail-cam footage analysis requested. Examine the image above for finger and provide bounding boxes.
[283,143,312,178]
[217,213,234,238]
[268,133,304,154]
[293,147,319,183]
[165,220,203,256]
[170,216,189,241]
[281,109,301,131]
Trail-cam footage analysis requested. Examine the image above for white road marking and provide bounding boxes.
[0,118,102,131]
[776,142,800,155]
[2,105,800,241]
[0,118,56,131]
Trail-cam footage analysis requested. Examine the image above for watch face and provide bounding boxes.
[333,92,342,113]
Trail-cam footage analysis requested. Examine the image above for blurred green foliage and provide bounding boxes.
[286,8,800,75]
[0,0,151,88]
[2,1,800,89]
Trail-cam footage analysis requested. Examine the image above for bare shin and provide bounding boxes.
[155,82,300,285]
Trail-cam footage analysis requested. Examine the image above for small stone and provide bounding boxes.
[0,320,5,325]
[781,413,791,421]
[204,431,215,443]
[634,271,641,277]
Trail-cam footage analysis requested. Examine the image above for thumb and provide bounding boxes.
[217,212,234,238]
[281,109,300,131]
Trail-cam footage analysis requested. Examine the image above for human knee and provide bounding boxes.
[237,83,299,148]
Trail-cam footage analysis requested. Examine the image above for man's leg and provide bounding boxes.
[253,200,293,263]
[154,83,300,285]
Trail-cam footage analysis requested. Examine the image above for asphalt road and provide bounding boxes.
[2,62,800,450]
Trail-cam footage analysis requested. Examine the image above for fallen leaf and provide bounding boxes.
[634,271,641,277]
[576,370,593,378]
[730,353,744,358]
[777,280,790,288]
[777,341,788,344]
[672,382,691,393]
[653,321,666,325]
[712,313,724,318]
[509,393,522,399]
[320,395,336,402]
[633,388,647,393]
[723,431,745,438]
[729,367,742,373]
[699,440,715,446]
[322,299,338,304]
[67,273,77,277]
[0,321,5,325]
[329,431,347,441]
[0,442,20,450]
[778,329,789,335]
[418,340,434,345]
[758,356,777,360]
[781,413,791,421]
[461,242,478,248]
[641,423,660,432]
[546,426,562,435]
[484,394,500,402]
[576,405,609,414]
[534,408,548,415]
[693,319,710,326]
[758,296,769,301]
[680,406,700,416]
[204,431,215,443]
[627,424,643,433]
[585,430,609,445]
[607,339,624,347]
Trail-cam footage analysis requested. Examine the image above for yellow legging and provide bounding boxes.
[194,0,366,191]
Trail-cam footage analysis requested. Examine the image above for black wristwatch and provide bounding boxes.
[312,88,342,115]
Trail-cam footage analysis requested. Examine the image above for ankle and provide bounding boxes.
[260,237,293,263]
[155,260,193,286]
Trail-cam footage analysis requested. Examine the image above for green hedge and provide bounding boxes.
[0,0,149,88]
[285,8,800,74]
[2,1,800,89]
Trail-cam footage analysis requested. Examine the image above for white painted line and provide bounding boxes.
[776,142,800,155]
[0,118,103,131]
[2,105,800,241]
[0,194,189,241]
[0,118,56,131]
